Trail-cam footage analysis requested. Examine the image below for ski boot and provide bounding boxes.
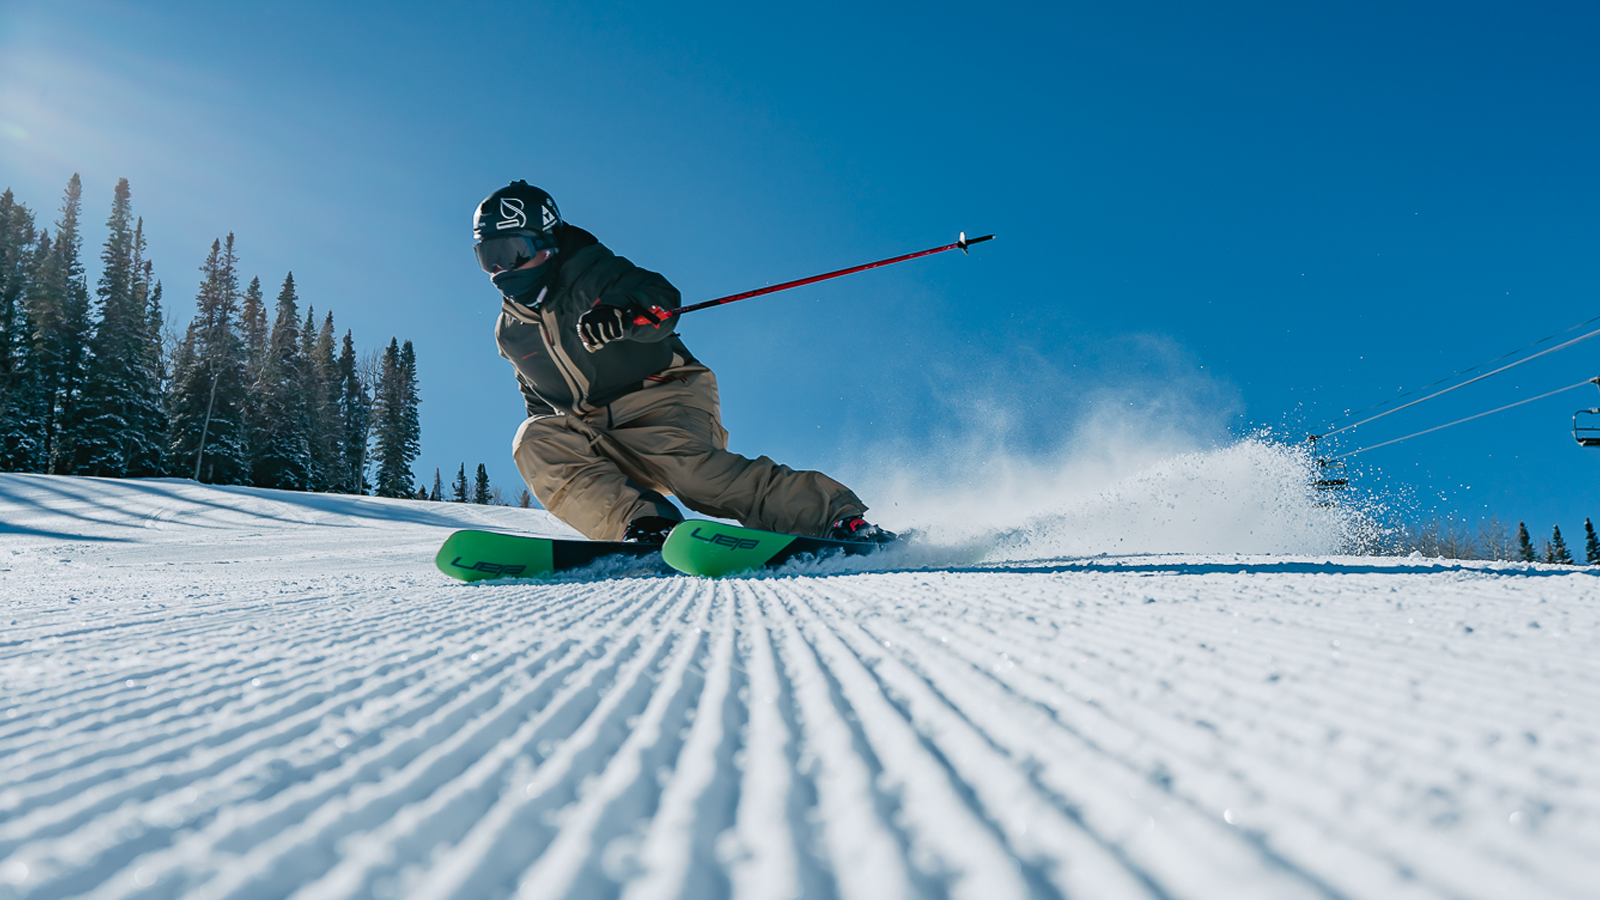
[622,515,680,544]
[828,515,897,544]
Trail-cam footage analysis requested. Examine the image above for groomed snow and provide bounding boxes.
[2,470,1598,900]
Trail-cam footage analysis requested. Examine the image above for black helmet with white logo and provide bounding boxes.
[472,181,566,284]
[473,180,561,246]
[473,182,566,304]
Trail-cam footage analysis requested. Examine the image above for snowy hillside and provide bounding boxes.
[2,470,1598,900]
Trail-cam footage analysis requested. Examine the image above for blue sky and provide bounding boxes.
[3,0,1598,535]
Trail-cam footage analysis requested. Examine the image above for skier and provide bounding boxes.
[473,180,894,546]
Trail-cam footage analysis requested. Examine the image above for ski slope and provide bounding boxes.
[2,470,1598,900]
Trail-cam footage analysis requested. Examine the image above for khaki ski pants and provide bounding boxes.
[512,367,865,541]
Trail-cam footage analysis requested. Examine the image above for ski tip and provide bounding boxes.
[661,520,797,578]
[434,529,556,582]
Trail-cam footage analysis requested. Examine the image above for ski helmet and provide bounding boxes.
[473,180,562,247]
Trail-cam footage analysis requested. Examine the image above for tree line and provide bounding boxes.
[1513,520,1599,566]
[0,175,422,497]
[1392,515,1600,565]
[421,463,533,507]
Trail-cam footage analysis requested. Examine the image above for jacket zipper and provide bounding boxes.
[538,304,594,415]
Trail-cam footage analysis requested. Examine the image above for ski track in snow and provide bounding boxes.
[2,473,1598,900]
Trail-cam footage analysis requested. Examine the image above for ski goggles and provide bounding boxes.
[474,231,555,273]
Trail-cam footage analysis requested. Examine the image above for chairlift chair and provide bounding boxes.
[1574,378,1600,447]
[1305,434,1349,492]
[1314,457,1348,491]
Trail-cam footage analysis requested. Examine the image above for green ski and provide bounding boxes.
[435,530,662,582]
[660,519,884,577]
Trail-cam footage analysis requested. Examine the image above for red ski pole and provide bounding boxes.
[632,232,994,326]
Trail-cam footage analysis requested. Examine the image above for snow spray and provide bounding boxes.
[867,433,1381,561]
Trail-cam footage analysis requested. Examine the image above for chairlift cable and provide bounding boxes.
[1314,324,1600,441]
[1315,312,1600,438]
[1331,378,1597,460]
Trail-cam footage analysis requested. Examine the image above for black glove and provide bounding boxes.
[576,305,627,353]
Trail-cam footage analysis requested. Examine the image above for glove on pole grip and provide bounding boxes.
[631,306,675,327]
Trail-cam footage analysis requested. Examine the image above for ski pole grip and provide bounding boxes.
[631,305,675,327]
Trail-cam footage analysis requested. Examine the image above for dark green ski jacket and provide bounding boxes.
[495,225,699,418]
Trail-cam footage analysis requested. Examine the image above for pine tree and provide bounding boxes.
[250,273,312,489]
[66,179,134,476]
[473,463,491,504]
[26,230,67,469]
[236,275,268,480]
[370,339,402,496]
[305,310,331,490]
[138,271,172,476]
[167,325,196,434]
[1585,518,1600,566]
[399,340,420,475]
[430,467,443,501]
[300,308,316,373]
[28,175,94,474]
[53,175,94,475]
[126,221,168,477]
[0,189,41,471]
[371,338,419,497]
[304,310,342,492]
[1548,526,1574,565]
[169,235,250,483]
[335,331,370,493]
[68,179,166,477]
[239,276,267,378]
[1516,522,1535,562]
[452,463,468,502]
[15,233,56,469]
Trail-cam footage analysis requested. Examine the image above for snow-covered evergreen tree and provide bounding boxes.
[1585,518,1600,566]
[371,338,419,498]
[249,273,312,489]
[1516,522,1535,562]
[28,175,94,474]
[473,463,491,505]
[239,275,267,380]
[335,331,370,494]
[295,306,320,487]
[125,222,169,477]
[452,463,468,503]
[0,189,41,471]
[169,235,251,483]
[1547,525,1574,565]
[301,308,343,491]
[69,179,167,477]
[67,179,138,476]
[400,340,421,494]
[140,273,173,475]
[399,340,420,476]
